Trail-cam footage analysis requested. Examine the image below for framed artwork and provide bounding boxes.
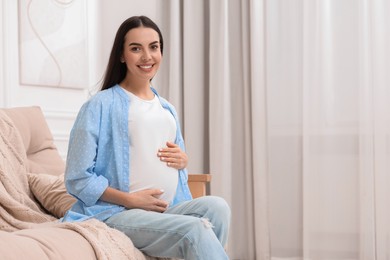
[18,0,88,88]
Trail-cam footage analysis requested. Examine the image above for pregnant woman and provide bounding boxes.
[63,15,230,260]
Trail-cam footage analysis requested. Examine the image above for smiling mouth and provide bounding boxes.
[138,65,153,69]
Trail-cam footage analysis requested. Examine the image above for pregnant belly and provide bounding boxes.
[129,158,179,203]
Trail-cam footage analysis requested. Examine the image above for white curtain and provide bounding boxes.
[159,0,390,259]
[300,0,390,259]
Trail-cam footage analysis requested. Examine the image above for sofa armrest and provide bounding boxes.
[188,174,212,198]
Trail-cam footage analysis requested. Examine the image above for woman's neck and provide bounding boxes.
[120,77,154,100]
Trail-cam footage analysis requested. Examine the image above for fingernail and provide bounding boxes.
[160,189,165,193]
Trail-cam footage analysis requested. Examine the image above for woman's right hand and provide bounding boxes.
[125,189,169,212]
[100,187,168,213]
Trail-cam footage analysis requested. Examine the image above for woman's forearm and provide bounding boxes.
[100,186,130,207]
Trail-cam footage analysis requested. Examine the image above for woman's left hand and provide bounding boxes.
[157,141,188,170]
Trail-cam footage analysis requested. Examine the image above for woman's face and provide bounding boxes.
[121,26,162,82]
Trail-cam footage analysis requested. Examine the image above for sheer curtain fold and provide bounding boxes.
[369,0,390,258]
[249,0,271,259]
[208,0,232,202]
[160,0,183,120]
[357,0,376,258]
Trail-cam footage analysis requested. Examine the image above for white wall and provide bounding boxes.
[0,0,163,159]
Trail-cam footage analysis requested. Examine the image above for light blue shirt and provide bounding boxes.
[62,85,192,222]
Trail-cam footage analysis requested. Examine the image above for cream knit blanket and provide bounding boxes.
[0,110,156,260]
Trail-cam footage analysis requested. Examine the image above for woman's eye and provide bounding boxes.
[151,45,159,50]
[131,47,141,52]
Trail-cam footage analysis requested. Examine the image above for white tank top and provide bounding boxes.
[124,88,178,204]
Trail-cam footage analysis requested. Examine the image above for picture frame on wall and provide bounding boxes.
[18,0,88,89]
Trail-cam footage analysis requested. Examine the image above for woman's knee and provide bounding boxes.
[202,196,231,218]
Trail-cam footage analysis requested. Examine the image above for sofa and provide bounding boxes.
[0,106,210,260]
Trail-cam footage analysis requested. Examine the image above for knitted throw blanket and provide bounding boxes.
[0,110,154,260]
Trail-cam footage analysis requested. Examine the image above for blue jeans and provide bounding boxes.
[104,196,230,259]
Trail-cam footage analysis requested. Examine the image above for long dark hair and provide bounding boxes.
[100,16,164,91]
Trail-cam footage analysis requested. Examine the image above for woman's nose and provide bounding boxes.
[142,51,151,61]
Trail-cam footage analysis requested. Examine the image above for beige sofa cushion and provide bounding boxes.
[28,173,76,218]
[3,106,65,176]
[0,227,96,260]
